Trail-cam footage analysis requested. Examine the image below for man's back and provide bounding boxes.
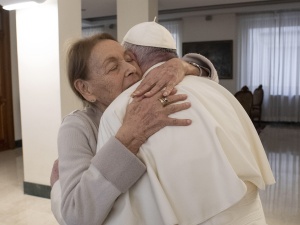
[98,73,274,225]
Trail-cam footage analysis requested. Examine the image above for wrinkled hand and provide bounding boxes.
[132,58,186,98]
[50,159,59,188]
[116,89,191,154]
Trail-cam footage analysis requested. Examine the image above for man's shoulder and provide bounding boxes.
[179,75,216,88]
[101,83,140,124]
[178,75,233,100]
[104,81,141,114]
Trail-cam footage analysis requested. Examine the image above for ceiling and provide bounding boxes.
[81,0,300,20]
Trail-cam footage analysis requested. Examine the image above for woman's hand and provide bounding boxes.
[116,89,191,154]
[131,58,199,98]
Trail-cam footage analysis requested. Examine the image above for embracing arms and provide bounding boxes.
[50,53,218,225]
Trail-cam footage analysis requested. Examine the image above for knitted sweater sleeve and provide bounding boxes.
[182,53,219,83]
[58,114,146,225]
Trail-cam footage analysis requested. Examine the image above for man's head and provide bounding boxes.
[122,21,178,73]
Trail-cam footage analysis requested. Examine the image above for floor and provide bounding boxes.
[0,148,57,225]
[0,124,299,225]
[258,124,300,225]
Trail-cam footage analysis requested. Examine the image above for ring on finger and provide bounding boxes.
[158,97,169,107]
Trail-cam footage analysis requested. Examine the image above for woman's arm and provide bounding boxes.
[132,53,219,97]
[58,115,142,225]
[51,132,143,225]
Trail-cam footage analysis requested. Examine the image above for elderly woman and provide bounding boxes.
[51,33,215,225]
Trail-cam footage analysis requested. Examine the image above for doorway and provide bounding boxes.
[0,7,15,151]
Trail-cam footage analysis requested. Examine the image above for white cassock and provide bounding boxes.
[97,63,275,225]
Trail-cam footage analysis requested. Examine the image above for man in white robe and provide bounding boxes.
[98,21,275,225]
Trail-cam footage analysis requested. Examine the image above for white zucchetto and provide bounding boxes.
[122,21,176,50]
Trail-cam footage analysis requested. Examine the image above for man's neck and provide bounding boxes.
[140,55,174,74]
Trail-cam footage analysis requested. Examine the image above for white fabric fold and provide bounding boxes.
[98,72,275,225]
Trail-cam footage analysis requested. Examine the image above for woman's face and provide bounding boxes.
[86,40,142,111]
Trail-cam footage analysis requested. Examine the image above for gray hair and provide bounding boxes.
[123,42,178,72]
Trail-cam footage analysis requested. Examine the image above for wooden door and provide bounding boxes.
[0,7,15,151]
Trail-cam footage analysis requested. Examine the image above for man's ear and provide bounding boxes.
[74,79,96,102]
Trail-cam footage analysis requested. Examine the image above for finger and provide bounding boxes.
[156,94,187,108]
[169,88,177,95]
[164,101,191,115]
[165,117,192,126]
[150,87,167,99]
[132,80,156,97]
[163,94,188,105]
[143,80,167,97]
[162,82,176,97]
[131,95,145,102]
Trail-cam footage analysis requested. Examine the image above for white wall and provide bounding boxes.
[16,0,81,186]
[183,14,237,93]
[117,0,158,42]
[58,0,82,118]
[17,2,60,185]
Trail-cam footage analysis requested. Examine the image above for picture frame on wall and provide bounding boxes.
[182,40,233,79]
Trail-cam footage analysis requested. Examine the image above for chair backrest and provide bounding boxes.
[252,85,264,107]
[234,86,253,115]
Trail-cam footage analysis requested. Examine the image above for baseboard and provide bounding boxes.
[15,139,22,148]
[23,182,51,199]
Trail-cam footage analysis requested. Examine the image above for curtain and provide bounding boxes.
[161,20,183,57]
[237,11,300,122]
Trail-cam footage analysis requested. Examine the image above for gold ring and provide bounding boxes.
[158,97,169,107]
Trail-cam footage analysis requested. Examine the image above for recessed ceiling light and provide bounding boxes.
[0,0,46,11]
